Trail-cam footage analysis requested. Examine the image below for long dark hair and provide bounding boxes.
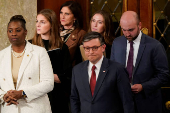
[60,1,83,29]
[32,9,63,50]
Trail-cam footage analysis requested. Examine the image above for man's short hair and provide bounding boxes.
[82,32,105,45]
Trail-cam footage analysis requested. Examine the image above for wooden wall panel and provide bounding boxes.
[127,0,140,15]
[140,0,153,37]
[75,0,90,31]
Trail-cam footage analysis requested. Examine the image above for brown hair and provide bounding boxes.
[82,32,105,45]
[89,10,115,45]
[32,9,63,50]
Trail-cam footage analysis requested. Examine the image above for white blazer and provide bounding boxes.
[0,42,54,113]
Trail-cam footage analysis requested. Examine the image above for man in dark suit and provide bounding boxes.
[70,32,134,113]
[110,11,170,113]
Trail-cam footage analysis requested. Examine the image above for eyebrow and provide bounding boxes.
[37,19,46,22]
[8,27,22,29]
[122,28,135,31]
[92,19,103,22]
[60,10,72,14]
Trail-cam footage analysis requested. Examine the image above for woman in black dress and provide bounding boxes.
[31,9,71,113]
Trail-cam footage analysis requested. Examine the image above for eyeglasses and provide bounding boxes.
[83,45,102,52]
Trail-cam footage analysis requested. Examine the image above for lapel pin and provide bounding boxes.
[103,71,105,72]
[27,54,29,57]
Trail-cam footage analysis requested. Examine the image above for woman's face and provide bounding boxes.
[60,6,75,29]
[7,21,27,46]
[90,13,105,34]
[36,14,51,36]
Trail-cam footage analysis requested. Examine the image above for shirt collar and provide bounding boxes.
[133,31,142,44]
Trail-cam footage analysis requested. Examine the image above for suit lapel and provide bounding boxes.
[5,46,15,90]
[16,42,33,89]
[92,57,109,100]
[121,37,127,66]
[65,29,78,47]
[81,61,92,98]
[133,33,146,76]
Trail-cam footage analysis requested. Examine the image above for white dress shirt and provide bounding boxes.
[88,56,104,83]
[125,31,142,67]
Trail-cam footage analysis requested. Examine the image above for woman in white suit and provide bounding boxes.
[0,15,54,113]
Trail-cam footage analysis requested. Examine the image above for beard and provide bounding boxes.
[125,29,140,41]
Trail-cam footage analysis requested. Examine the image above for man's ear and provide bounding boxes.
[138,22,142,30]
[102,44,106,52]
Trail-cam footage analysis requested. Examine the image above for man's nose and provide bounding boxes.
[89,48,94,53]
[125,31,131,37]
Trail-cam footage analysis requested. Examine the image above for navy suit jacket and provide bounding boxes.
[110,33,170,113]
[70,57,134,113]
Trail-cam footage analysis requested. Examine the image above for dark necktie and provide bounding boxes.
[126,41,133,82]
[90,65,96,96]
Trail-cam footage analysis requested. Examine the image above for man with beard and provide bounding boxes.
[110,11,170,113]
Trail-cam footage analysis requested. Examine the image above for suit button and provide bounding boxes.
[91,101,94,104]
[28,77,31,79]
[3,78,5,81]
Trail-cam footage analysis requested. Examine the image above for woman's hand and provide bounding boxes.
[3,90,23,105]
[3,91,18,105]
[7,90,23,100]
[54,74,61,83]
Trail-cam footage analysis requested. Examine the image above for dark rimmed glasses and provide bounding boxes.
[83,45,102,52]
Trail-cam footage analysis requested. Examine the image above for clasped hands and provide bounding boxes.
[3,90,23,106]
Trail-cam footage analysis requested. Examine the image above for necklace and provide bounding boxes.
[11,48,26,58]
